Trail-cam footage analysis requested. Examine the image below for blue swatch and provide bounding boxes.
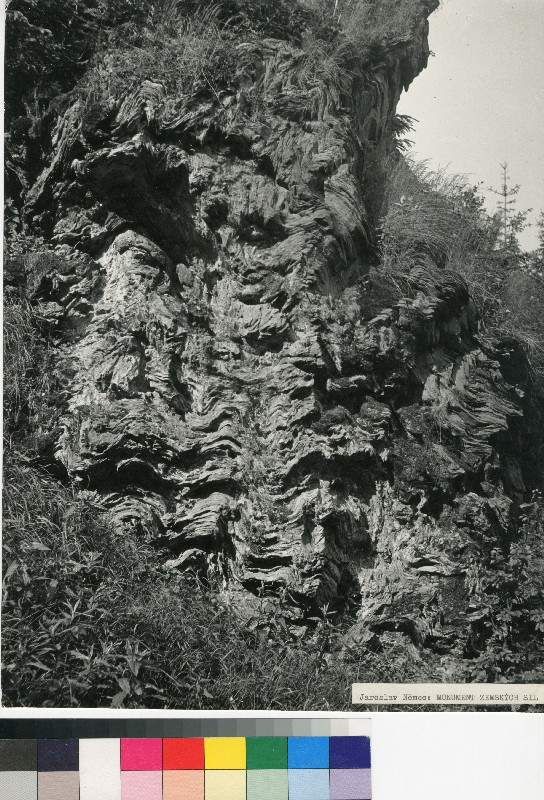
[288,737,329,769]
[288,768,330,800]
[330,736,371,769]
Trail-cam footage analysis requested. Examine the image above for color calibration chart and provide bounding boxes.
[0,718,371,800]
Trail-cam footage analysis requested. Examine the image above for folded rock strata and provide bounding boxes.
[22,5,543,657]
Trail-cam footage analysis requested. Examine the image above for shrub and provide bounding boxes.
[457,494,544,683]
[500,270,544,381]
[380,156,500,276]
[379,155,544,387]
[2,459,144,707]
[4,0,151,121]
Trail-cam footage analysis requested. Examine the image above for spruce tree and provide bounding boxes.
[488,162,530,253]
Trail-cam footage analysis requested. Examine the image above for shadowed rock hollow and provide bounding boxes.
[22,0,543,658]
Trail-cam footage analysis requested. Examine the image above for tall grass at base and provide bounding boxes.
[4,300,53,444]
[4,295,67,479]
[2,447,434,708]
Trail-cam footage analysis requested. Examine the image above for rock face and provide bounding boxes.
[23,5,542,657]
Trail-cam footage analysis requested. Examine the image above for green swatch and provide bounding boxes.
[246,737,287,769]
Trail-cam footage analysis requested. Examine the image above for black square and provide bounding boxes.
[0,739,37,771]
[37,739,78,772]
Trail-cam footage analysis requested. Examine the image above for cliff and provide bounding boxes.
[11,0,543,672]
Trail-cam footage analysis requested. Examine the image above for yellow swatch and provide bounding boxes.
[204,737,246,770]
[205,769,246,800]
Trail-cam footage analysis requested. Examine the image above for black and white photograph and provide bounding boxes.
[3,0,544,710]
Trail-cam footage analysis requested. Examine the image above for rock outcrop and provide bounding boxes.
[21,2,543,659]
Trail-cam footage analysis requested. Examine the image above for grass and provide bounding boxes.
[380,156,498,274]
[76,0,436,126]
[500,270,544,381]
[3,296,63,457]
[301,0,432,50]
[80,2,236,113]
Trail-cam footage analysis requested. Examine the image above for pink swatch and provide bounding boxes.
[121,739,162,771]
[121,771,162,800]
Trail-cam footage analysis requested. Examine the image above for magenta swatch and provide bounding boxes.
[120,739,162,771]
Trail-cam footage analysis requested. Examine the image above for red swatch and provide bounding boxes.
[163,738,204,770]
[121,738,162,771]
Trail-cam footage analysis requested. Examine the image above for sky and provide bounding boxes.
[397,0,544,251]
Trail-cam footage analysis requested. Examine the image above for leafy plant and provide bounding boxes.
[461,494,544,682]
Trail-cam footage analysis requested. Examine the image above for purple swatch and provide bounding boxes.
[330,768,372,800]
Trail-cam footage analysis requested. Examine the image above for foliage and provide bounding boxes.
[394,437,454,494]
[213,0,312,41]
[301,0,431,56]
[3,296,63,456]
[460,494,544,682]
[499,270,544,382]
[290,0,433,115]
[6,0,436,136]
[380,156,500,275]
[391,114,417,153]
[379,155,544,384]
[536,212,544,261]
[4,0,149,121]
[3,0,307,124]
